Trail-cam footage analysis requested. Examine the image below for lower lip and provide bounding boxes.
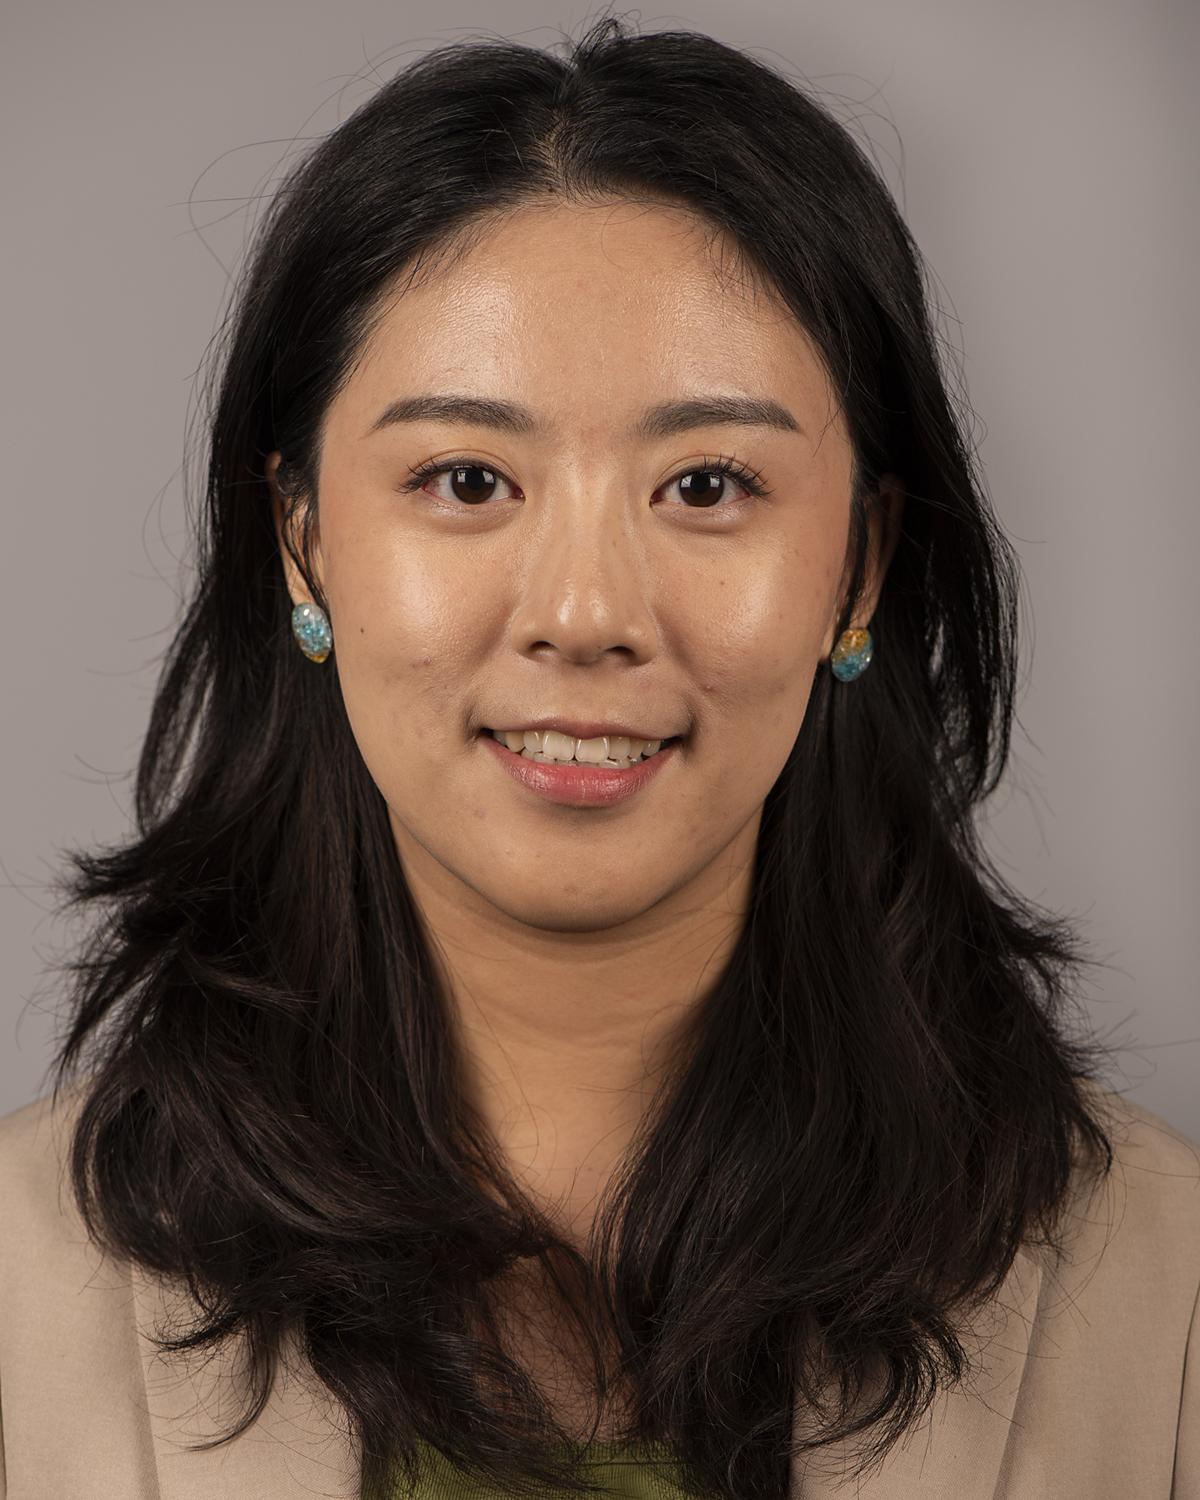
[479,731,681,807]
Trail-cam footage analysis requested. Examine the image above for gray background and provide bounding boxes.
[3,1,1197,1135]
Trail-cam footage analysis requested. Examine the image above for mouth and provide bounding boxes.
[480,729,684,768]
[477,727,684,807]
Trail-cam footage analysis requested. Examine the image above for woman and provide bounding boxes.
[1,15,1196,1500]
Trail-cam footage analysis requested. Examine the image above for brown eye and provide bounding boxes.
[673,469,737,508]
[399,458,520,505]
[661,457,769,509]
[400,453,768,510]
[441,464,500,505]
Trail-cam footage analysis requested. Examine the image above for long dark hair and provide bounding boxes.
[43,14,1120,1500]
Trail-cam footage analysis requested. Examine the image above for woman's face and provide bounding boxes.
[271,199,901,938]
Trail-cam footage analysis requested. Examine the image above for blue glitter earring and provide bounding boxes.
[830,627,873,682]
[291,601,333,663]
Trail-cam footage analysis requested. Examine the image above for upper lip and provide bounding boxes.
[484,716,682,742]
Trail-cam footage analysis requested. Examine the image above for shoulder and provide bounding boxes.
[1047,1078,1200,1312]
[0,1078,98,1275]
[979,1083,1200,1495]
[0,1077,90,1184]
[0,1077,143,1392]
[1068,1078,1200,1250]
[0,1085,188,1495]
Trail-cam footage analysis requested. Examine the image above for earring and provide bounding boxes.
[830,626,873,681]
[291,601,332,663]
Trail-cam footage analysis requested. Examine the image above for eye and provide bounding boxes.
[398,453,771,509]
[661,455,770,509]
[399,459,516,506]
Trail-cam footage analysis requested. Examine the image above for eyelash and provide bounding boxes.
[397,452,772,509]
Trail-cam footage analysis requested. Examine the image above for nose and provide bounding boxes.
[506,476,662,665]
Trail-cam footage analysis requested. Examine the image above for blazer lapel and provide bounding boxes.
[133,1243,1043,1500]
[795,1243,1045,1499]
[132,1261,359,1499]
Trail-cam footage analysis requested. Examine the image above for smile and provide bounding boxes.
[484,727,678,768]
[479,729,683,808]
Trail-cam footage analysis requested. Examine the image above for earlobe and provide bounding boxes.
[821,473,906,660]
[266,452,299,602]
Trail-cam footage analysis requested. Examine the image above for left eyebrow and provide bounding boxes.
[366,392,803,441]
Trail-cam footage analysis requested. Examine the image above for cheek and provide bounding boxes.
[689,545,835,701]
[322,530,484,781]
[324,527,455,668]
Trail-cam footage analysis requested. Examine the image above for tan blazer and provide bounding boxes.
[1,1076,1197,1499]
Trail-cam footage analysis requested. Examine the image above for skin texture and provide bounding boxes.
[269,198,904,1252]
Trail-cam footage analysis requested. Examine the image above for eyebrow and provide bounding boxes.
[366,392,802,441]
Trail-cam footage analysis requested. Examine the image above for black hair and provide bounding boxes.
[44,13,1120,1499]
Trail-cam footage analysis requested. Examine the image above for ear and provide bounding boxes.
[823,472,905,657]
[266,450,324,608]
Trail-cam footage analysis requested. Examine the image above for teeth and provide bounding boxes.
[494,729,665,766]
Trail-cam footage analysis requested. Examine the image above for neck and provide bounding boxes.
[389,807,757,1238]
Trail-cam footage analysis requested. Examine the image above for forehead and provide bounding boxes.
[334,199,838,445]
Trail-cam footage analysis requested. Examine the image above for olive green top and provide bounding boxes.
[374,1439,708,1498]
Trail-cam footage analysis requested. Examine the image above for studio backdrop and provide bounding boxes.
[1,0,1196,1134]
